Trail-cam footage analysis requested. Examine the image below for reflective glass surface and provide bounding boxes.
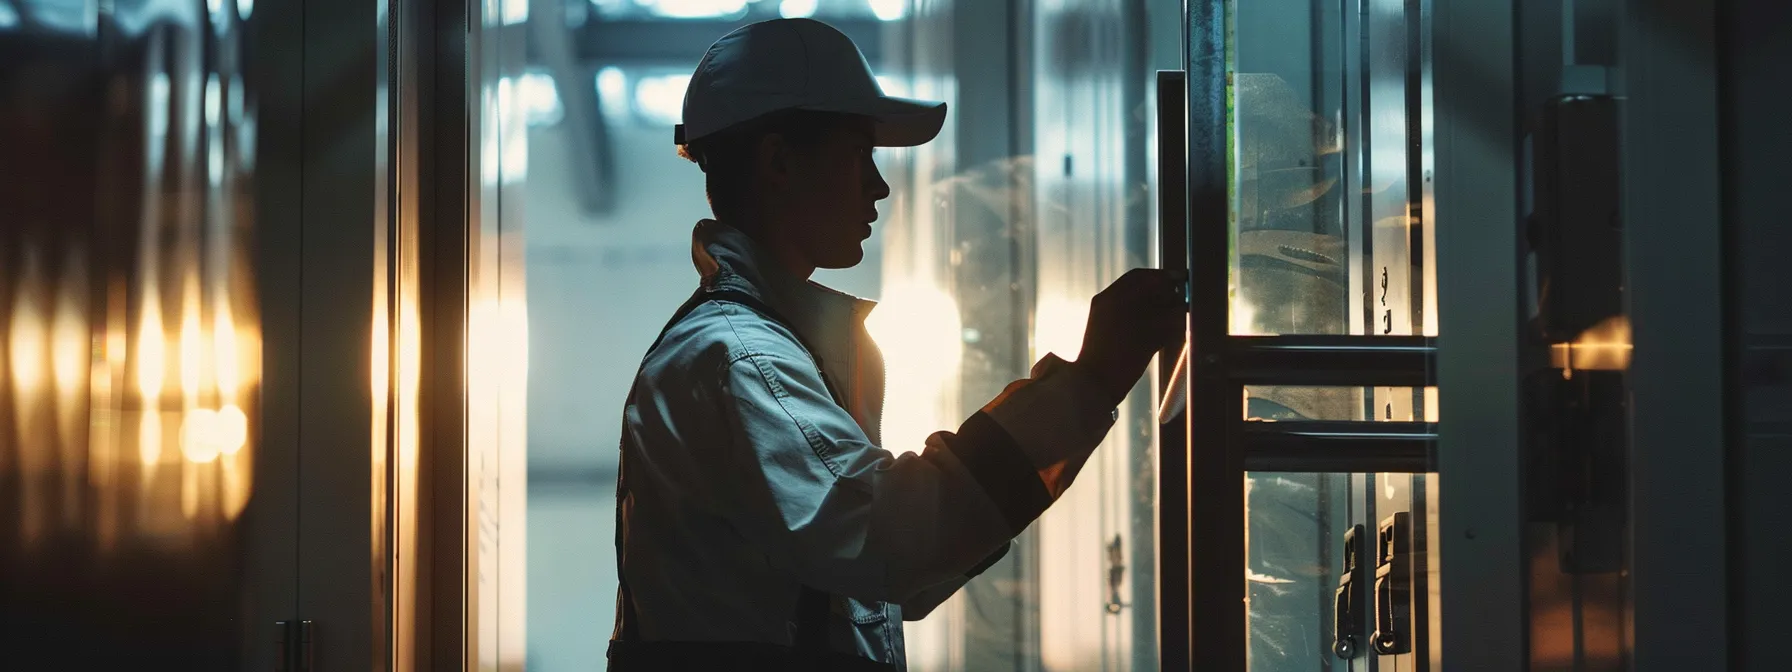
[1245,471,1437,671]
[1229,0,1439,667]
[0,0,263,666]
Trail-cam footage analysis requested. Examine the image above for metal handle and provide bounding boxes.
[1153,68,1193,672]
[276,620,315,672]
[299,621,315,671]
[1373,513,1414,655]
[275,621,292,672]
[1228,335,1436,387]
[1241,421,1438,473]
[1156,342,1189,424]
[1333,524,1367,659]
[1156,69,1190,400]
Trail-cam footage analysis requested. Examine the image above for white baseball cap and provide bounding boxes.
[676,18,946,147]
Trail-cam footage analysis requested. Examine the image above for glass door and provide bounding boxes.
[0,0,283,667]
[1173,0,1441,668]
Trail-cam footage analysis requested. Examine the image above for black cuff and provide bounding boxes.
[942,411,1053,535]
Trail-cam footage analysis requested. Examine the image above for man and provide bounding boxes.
[608,18,1185,671]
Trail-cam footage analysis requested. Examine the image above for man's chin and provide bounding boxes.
[816,246,866,270]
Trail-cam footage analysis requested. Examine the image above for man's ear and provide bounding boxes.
[754,132,791,188]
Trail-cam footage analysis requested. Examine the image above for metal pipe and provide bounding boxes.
[1152,69,1193,672]
[1228,335,1437,387]
[1240,421,1438,473]
[1184,0,1246,665]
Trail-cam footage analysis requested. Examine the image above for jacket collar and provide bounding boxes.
[690,219,877,349]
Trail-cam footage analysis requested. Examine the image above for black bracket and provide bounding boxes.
[1373,512,1413,655]
[1333,524,1367,659]
[276,620,315,672]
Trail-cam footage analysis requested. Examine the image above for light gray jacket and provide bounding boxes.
[613,220,1116,667]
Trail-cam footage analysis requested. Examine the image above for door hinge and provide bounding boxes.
[276,620,315,672]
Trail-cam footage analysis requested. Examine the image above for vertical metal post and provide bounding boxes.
[419,0,472,662]
[293,0,390,664]
[1186,0,1249,668]
[1154,69,1191,672]
[1622,1,1727,669]
[1432,0,1526,667]
[252,0,306,662]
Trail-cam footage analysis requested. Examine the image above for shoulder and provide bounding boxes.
[645,299,809,379]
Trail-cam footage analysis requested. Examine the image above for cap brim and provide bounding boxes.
[800,95,947,147]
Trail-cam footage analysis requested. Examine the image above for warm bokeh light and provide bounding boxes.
[398,295,422,471]
[1551,315,1632,373]
[372,290,392,408]
[1231,291,1260,335]
[1,0,262,574]
[50,265,87,403]
[222,450,251,521]
[179,277,204,403]
[503,295,530,392]
[866,281,961,455]
[218,404,248,456]
[137,300,166,400]
[1030,295,1087,363]
[139,411,163,467]
[9,268,46,396]
[180,408,229,464]
[213,303,240,399]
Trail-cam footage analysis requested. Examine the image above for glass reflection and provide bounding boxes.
[1229,0,1440,666]
[0,0,260,663]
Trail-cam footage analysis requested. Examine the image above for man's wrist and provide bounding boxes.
[1065,358,1130,411]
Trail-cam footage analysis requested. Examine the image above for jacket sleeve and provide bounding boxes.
[897,541,1013,620]
[704,347,1115,606]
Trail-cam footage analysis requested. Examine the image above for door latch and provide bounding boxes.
[1105,534,1128,614]
[1373,512,1413,655]
[1332,524,1366,659]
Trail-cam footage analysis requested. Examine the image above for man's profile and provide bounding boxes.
[606,18,1183,671]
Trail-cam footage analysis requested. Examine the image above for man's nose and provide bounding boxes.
[867,161,891,201]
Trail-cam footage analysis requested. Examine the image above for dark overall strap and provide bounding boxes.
[614,287,843,653]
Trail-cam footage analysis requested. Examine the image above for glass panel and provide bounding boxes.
[1246,471,1353,668]
[503,0,1180,669]
[1231,0,1439,665]
[1245,387,1438,423]
[468,0,530,666]
[1229,0,1437,342]
[1,3,269,666]
[1245,471,1437,671]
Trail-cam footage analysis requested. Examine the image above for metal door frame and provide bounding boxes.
[1166,0,1530,668]
[284,0,396,662]
[1430,0,1527,668]
[1180,0,1442,667]
[1620,2,1728,669]
[252,0,475,666]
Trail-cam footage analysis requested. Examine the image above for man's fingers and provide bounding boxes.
[1102,269,1181,307]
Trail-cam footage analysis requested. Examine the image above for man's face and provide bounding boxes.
[777,117,890,270]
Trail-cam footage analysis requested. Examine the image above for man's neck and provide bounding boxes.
[725,218,816,281]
